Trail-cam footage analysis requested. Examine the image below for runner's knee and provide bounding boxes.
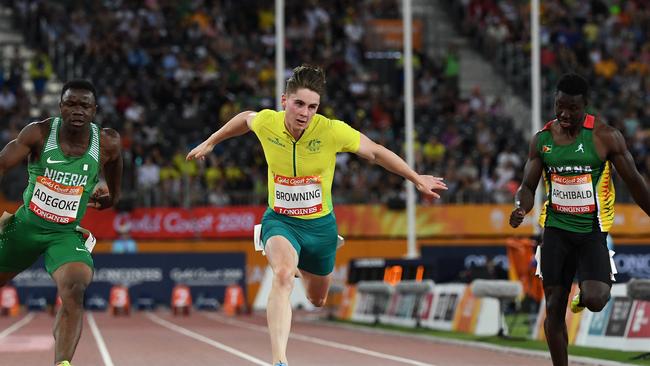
[273,267,295,290]
[545,295,567,323]
[59,281,88,306]
[581,290,609,312]
[307,295,327,307]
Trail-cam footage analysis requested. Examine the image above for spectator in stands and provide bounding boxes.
[28,51,52,104]
[0,85,17,118]
[6,0,530,206]
[136,156,161,207]
[112,224,138,254]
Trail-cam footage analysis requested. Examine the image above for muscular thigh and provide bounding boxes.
[541,227,577,290]
[261,209,338,276]
[43,230,94,275]
[574,231,612,285]
[0,216,45,273]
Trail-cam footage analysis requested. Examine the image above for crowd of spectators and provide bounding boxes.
[2,0,533,208]
[451,0,650,202]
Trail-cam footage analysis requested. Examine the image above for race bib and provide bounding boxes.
[550,174,595,214]
[273,174,323,216]
[29,176,83,223]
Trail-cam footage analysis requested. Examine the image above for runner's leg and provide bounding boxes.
[51,262,93,364]
[265,235,299,365]
[543,285,570,366]
[579,280,610,312]
[299,270,332,307]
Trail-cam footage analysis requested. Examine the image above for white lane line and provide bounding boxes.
[0,313,35,339]
[87,313,115,366]
[145,313,267,366]
[203,313,438,366]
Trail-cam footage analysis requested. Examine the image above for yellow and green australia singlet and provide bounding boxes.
[537,114,615,233]
[250,109,361,219]
[16,117,101,230]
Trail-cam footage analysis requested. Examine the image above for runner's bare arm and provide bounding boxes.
[90,128,122,210]
[602,126,650,216]
[510,133,543,228]
[186,111,257,161]
[355,133,447,199]
[0,122,45,177]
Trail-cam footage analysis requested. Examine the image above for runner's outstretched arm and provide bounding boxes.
[354,133,447,199]
[510,133,543,228]
[602,127,650,216]
[186,111,257,160]
[0,122,42,177]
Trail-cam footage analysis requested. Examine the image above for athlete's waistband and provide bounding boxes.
[14,205,81,232]
[264,207,335,224]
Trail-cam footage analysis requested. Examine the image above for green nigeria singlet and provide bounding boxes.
[537,114,615,233]
[15,117,101,230]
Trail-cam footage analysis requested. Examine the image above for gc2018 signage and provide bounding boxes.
[11,253,246,306]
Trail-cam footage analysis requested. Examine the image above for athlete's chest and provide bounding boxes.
[262,129,333,175]
[39,155,98,185]
[541,131,602,172]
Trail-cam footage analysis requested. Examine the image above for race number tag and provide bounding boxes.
[29,176,83,223]
[273,174,323,216]
[550,174,595,214]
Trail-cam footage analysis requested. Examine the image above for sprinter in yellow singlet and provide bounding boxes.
[187,65,447,366]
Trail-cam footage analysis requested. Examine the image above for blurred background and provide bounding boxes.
[0,0,649,352]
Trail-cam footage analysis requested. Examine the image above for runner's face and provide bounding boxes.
[554,91,585,129]
[60,89,96,129]
[282,88,320,133]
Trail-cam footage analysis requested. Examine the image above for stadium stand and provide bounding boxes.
[7,0,643,209]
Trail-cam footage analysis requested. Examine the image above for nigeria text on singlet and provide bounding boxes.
[16,117,101,230]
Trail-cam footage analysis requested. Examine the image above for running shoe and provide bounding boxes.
[56,362,72,366]
[570,291,585,313]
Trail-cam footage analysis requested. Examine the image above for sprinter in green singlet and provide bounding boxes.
[510,73,650,366]
[0,80,122,366]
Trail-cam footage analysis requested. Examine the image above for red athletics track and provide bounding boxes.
[0,310,632,366]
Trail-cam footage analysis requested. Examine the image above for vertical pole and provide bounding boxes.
[403,0,417,258]
[531,0,542,232]
[275,0,285,110]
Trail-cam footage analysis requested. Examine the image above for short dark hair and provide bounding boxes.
[286,65,326,96]
[61,79,97,102]
[556,73,588,99]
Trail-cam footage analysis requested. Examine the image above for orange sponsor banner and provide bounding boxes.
[338,285,358,320]
[453,286,481,333]
[0,201,647,239]
[364,19,423,51]
[335,204,650,238]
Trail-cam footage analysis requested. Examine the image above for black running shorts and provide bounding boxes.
[540,226,612,289]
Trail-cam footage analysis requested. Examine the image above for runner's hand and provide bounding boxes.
[509,207,526,228]
[415,175,447,199]
[88,184,112,210]
[186,141,214,161]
